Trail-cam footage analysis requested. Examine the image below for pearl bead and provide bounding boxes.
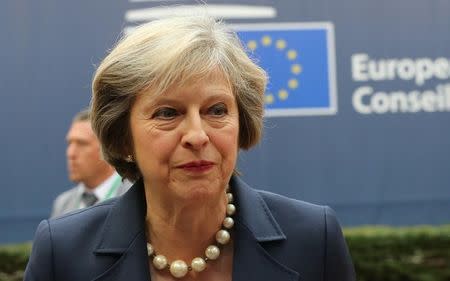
[227,193,233,203]
[153,255,168,270]
[147,190,236,278]
[216,229,230,245]
[191,257,206,272]
[146,243,154,256]
[205,245,220,260]
[170,260,188,278]
[226,203,236,215]
[223,217,234,229]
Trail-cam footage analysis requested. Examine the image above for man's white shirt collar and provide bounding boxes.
[76,172,120,208]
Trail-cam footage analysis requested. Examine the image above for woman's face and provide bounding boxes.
[129,72,239,202]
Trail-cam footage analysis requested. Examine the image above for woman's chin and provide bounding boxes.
[176,184,224,204]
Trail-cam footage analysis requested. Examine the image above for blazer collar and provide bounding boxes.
[93,179,150,281]
[95,178,147,253]
[94,176,285,250]
[92,177,299,281]
[231,176,300,281]
[230,176,286,242]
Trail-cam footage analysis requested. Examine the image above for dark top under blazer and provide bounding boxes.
[25,177,356,281]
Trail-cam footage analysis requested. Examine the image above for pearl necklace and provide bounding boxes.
[147,190,236,279]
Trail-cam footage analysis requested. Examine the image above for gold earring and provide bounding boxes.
[125,155,134,163]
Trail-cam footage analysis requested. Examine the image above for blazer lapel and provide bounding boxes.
[231,177,300,281]
[92,180,151,281]
[87,177,299,281]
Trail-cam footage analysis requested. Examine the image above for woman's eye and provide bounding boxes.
[208,103,228,116]
[152,107,178,119]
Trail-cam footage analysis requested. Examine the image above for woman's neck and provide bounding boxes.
[144,184,228,261]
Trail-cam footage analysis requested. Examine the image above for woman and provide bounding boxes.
[25,15,355,281]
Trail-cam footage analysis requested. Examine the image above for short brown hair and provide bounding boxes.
[91,15,267,181]
[72,108,90,123]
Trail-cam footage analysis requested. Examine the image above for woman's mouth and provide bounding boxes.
[177,160,215,173]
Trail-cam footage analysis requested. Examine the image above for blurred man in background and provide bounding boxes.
[50,109,131,218]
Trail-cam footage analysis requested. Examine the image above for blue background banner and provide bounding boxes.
[1,0,449,243]
[235,23,337,116]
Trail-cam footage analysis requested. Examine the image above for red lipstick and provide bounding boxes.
[177,160,214,173]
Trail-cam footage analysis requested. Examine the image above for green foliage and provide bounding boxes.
[1,226,449,281]
[344,225,450,281]
[0,243,30,281]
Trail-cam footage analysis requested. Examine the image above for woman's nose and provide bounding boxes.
[181,113,209,150]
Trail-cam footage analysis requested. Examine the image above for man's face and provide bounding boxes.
[65,121,106,184]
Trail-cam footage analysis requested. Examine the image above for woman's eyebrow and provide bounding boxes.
[140,95,183,109]
[143,90,234,106]
[203,93,234,102]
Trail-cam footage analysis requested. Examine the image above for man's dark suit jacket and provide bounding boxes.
[25,177,355,281]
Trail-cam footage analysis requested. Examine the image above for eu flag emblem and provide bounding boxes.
[233,23,337,117]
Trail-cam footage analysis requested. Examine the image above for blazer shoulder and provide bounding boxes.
[256,189,355,281]
[51,198,117,226]
[49,199,118,245]
[255,189,343,245]
[25,200,119,281]
[257,189,327,222]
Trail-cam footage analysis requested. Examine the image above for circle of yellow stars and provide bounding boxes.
[246,35,303,105]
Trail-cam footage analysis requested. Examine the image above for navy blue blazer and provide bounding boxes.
[25,177,355,281]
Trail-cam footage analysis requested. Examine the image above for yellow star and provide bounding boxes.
[276,39,286,50]
[247,40,257,51]
[265,94,274,104]
[288,79,299,89]
[291,64,302,75]
[278,89,288,100]
[287,49,297,60]
[261,36,272,46]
